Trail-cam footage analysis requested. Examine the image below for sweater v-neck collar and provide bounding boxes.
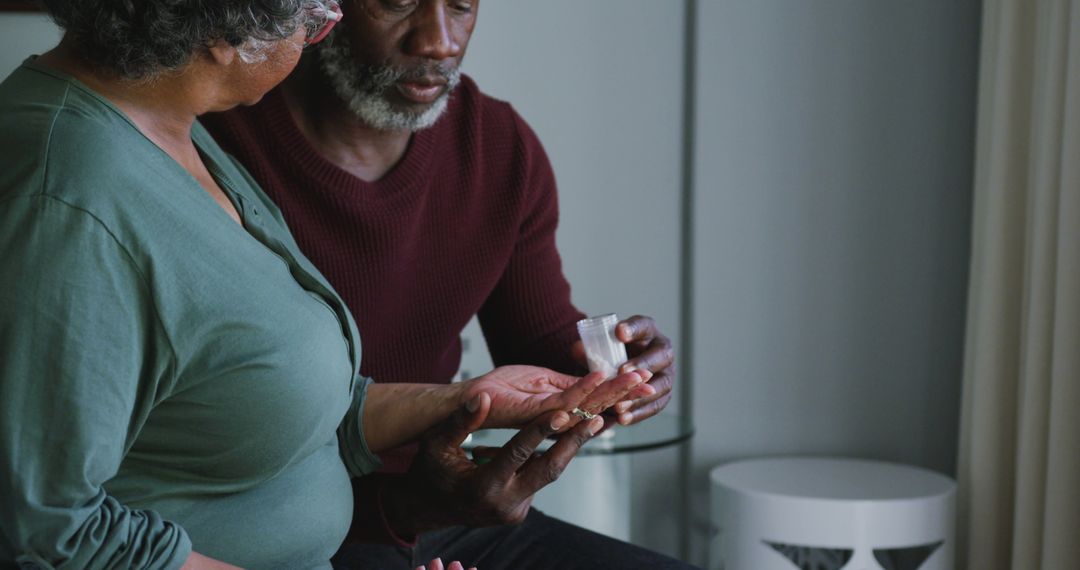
[262,87,437,207]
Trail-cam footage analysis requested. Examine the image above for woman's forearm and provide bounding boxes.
[362,382,469,453]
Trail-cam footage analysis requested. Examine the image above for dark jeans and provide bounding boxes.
[331,508,699,570]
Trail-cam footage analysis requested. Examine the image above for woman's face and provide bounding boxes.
[233,27,308,106]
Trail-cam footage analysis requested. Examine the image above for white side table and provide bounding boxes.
[709,457,955,570]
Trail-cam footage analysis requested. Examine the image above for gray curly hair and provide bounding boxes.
[40,0,333,79]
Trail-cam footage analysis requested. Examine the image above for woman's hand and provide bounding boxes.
[362,365,653,453]
[460,365,655,429]
[416,558,475,570]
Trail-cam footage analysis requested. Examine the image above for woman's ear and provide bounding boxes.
[206,40,237,66]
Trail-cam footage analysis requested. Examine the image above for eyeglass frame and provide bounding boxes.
[304,0,344,47]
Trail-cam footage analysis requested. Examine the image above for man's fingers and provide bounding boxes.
[613,370,673,417]
[624,370,671,406]
[622,339,674,375]
[516,415,603,492]
[610,367,673,419]
[616,315,657,343]
[622,391,673,425]
[649,369,675,396]
[431,392,491,449]
[610,388,656,416]
[447,562,465,570]
[570,340,587,367]
[488,410,570,477]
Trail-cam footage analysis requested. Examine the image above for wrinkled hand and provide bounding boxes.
[460,365,654,429]
[415,559,475,570]
[382,392,606,537]
[572,314,675,425]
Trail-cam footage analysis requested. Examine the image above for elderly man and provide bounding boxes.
[202,1,687,568]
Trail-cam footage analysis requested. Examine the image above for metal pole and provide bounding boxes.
[678,0,699,562]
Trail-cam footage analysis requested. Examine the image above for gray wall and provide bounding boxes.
[0,12,60,77]
[465,1,688,558]
[688,0,980,563]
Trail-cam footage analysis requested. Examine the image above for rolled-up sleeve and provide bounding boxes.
[336,376,382,478]
[0,196,191,569]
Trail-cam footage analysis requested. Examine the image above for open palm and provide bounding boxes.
[460,365,654,429]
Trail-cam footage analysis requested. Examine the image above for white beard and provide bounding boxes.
[317,30,461,132]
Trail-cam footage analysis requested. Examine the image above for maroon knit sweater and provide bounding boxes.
[202,77,585,540]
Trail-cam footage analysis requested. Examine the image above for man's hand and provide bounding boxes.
[460,365,654,429]
[573,314,675,425]
[381,392,606,537]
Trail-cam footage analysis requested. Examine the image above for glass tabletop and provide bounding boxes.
[463,413,694,456]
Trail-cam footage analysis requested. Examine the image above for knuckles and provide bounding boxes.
[652,343,675,366]
[468,487,528,526]
[505,444,535,467]
[653,368,676,392]
[538,461,567,486]
[641,393,672,417]
[629,314,656,333]
[567,429,591,451]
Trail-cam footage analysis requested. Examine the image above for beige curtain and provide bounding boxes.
[957,0,1080,569]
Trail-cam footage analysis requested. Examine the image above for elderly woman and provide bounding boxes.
[0,2,652,569]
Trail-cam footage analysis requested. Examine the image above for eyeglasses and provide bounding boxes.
[305,0,344,47]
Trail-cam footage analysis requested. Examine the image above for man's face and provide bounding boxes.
[318,0,479,131]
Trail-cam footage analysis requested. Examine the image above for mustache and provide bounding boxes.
[359,62,461,91]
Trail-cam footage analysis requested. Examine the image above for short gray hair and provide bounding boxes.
[41,0,331,79]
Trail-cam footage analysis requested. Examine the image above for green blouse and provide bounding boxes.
[0,60,380,569]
